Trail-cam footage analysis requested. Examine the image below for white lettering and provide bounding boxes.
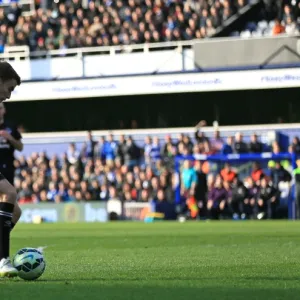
[85,204,107,222]
[20,208,58,223]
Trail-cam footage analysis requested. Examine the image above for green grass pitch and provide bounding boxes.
[3,221,300,300]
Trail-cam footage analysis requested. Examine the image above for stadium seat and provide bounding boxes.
[240,30,252,38]
[258,20,268,31]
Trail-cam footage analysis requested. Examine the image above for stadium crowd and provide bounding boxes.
[0,0,247,52]
[240,3,300,37]
[14,126,299,220]
[0,0,298,51]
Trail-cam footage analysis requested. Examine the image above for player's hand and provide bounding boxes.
[0,130,12,140]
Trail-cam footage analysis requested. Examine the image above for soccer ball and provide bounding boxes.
[13,247,46,281]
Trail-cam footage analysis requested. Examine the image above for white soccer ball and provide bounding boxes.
[13,247,46,281]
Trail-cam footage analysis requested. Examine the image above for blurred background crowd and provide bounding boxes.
[0,0,234,51]
[0,0,299,52]
[240,3,300,37]
[14,123,300,220]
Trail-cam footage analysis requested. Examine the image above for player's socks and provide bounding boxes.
[0,202,17,277]
[0,202,14,260]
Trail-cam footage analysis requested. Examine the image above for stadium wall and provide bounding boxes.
[9,67,300,101]
[19,202,108,223]
[194,35,300,68]
[6,87,300,132]
[19,202,152,223]
[10,50,194,80]
[7,36,300,80]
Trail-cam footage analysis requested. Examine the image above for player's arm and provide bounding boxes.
[10,125,23,151]
[7,135,23,151]
[0,129,23,151]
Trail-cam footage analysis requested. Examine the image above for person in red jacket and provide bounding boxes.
[220,163,237,183]
[251,162,264,183]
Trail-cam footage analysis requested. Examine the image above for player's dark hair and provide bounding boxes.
[0,61,21,85]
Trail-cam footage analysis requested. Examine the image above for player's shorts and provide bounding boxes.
[0,170,14,186]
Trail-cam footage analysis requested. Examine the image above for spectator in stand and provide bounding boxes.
[220,163,237,183]
[282,5,294,23]
[272,19,285,35]
[195,130,209,144]
[182,135,193,154]
[139,189,151,202]
[207,176,228,219]
[251,162,264,183]
[177,141,187,156]
[193,144,202,157]
[206,19,216,36]
[18,181,33,203]
[144,135,152,166]
[103,134,118,161]
[0,0,248,51]
[47,182,58,201]
[203,140,215,155]
[228,175,248,219]
[289,136,300,154]
[81,131,97,160]
[161,135,176,167]
[271,141,281,154]
[116,134,126,164]
[210,130,223,153]
[67,143,80,165]
[100,184,109,201]
[284,17,299,35]
[270,161,292,188]
[150,136,161,162]
[58,182,69,201]
[249,133,264,153]
[221,136,234,155]
[223,180,232,200]
[257,177,280,219]
[194,120,209,144]
[270,141,290,170]
[156,189,176,220]
[94,136,105,161]
[123,136,141,168]
[12,130,292,221]
[176,133,184,148]
[159,174,173,202]
[162,135,174,156]
[151,177,160,200]
[233,132,248,154]
[39,190,49,203]
[243,177,258,218]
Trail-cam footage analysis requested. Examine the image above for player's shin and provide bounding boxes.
[0,200,18,277]
[0,185,18,277]
[0,202,14,260]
